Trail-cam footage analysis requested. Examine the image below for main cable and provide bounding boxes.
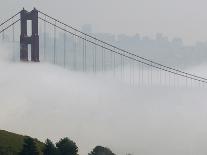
[0,19,20,34]
[38,10,207,82]
[38,16,207,84]
[0,11,20,27]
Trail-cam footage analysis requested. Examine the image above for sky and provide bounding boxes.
[2,1,207,155]
[1,0,207,45]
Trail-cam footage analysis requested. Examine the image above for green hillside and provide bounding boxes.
[0,130,44,155]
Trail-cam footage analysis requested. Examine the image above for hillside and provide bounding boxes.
[0,130,44,155]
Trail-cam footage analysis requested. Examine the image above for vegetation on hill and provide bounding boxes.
[0,129,116,155]
[0,130,43,155]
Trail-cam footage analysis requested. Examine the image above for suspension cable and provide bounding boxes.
[0,19,20,34]
[38,10,207,82]
[38,17,207,84]
[0,11,20,27]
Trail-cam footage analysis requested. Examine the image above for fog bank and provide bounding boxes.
[0,47,207,155]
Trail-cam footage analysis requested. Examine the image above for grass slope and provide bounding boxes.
[0,130,44,155]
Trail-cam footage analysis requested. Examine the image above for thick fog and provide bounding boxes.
[1,43,207,155]
[1,0,207,154]
[1,0,207,45]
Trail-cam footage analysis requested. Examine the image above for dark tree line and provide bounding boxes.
[0,146,18,155]
[89,146,115,155]
[18,136,116,155]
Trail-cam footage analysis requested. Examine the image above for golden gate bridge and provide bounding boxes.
[0,8,207,88]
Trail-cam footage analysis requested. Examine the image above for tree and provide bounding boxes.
[19,136,40,155]
[89,146,115,155]
[43,139,57,155]
[56,138,78,155]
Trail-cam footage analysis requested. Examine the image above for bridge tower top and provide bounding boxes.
[20,8,39,62]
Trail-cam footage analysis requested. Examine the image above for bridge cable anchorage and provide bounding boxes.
[38,17,207,84]
[37,10,207,83]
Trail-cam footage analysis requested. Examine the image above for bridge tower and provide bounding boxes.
[20,8,39,62]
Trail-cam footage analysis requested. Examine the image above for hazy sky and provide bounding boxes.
[1,0,207,44]
[2,1,207,154]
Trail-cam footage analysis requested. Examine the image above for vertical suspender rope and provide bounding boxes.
[169,72,171,87]
[129,59,132,86]
[141,62,144,87]
[92,41,95,72]
[165,70,167,86]
[122,52,125,80]
[84,35,87,71]
[150,62,153,86]
[121,53,123,80]
[73,33,76,70]
[44,15,46,61]
[54,20,56,64]
[113,47,116,76]
[2,28,4,40]
[12,22,14,42]
[82,36,85,71]
[102,44,104,72]
[147,64,149,87]
[160,68,162,86]
[12,19,15,61]
[174,71,176,88]
[63,31,66,68]
[186,73,188,88]
[93,39,97,73]
[148,63,150,87]
[110,45,113,71]
[132,60,134,87]
[177,71,179,87]
[138,62,141,87]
